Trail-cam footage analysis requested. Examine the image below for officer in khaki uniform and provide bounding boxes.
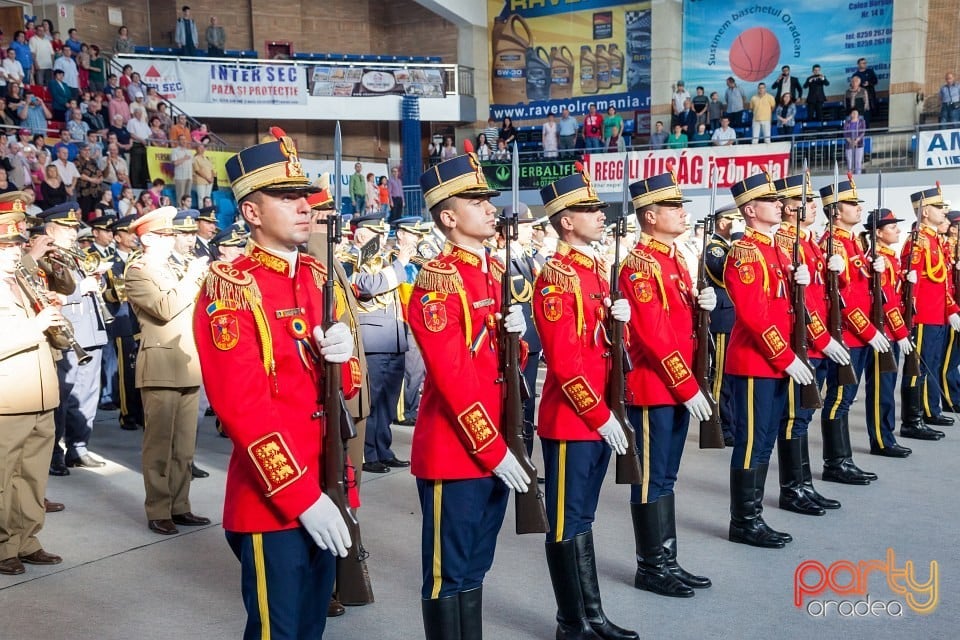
[125,207,211,535]
[0,198,63,575]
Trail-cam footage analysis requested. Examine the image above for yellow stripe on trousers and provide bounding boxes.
[911,324,923,388]
[873,350,884,449]
[712,334,726,407]
[641,408,651,503]
[431,481,443,599]
[115,337,127,416]
[784,377,796,440]
[920,325,933,416]
[252,533,271,640]
[554,442,567,543]
[942,329,955,408]
[743,377,755,469]
[827,374,845,420]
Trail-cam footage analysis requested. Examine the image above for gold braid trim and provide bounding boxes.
[306,261,327,290]
[204,261,263,311]
[416,259,464,293]
[490,257,505,283]
[774,231,793,253]
[245,288,274,375]
[622,248,658,277]
[539,259,577,291]
[729,240,760,265]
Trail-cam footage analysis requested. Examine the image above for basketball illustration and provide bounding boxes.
[728,26,780,82]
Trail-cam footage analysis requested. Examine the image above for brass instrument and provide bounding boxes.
[14,264,92,364]
[104,268,126,303]
[42,245,115,325]
[416,238,439,261]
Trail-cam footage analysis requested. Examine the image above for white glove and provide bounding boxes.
[822,338,851,365]
[696,287,717,311]
[299,494,351,557]
[868,332,891,353]
[597,413,628,455]
[314,322,354,364]
[785,354,815,385]
[605,297,631,323]
[502,304,527,335]
[898,337,914,356]
[872,255,886,273]
[792,264,811,286]
[827,254,845,273]
[683,390,712,422]
[493,450,530,493]
[906,270,918,284]
[950,313,960,332]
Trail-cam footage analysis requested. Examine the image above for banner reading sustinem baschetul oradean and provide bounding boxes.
[488,0,650,122]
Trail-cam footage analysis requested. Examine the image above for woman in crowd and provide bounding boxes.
[148,116,168,145]
[88,45,107,93]
[41,164,67,207]
[4,83,22,124]
[775,93,796,138]
[603,105,623,148]
[499,116,517,147]
[542,112,558,158]
[365,172,379,214]
[440,135,457,161]
[476,132,493,161]
[135,189,154,216]
[114,26,135,54]
[116,185,136,216]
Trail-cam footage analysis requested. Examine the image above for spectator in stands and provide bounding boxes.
[939,72,960,124]
[499,116,517,148]
[126,71,146,102]
[749,82,775,144]
[844,108,866,175]
[191,122,209,144]
[7,142,30,188]
[86,130,104,166]
[711,116,736,146]
[87,45,106,93]
[119,64,133,93]
[114,26,134,55]
[387,165,404,220]
[677,98,697,136]
[603,106,623,148]
[108,91,131,126]
[542,112,558,158]
[364,172,378,214]
[169,113,190,143]
[147,179,166,208]
[666,124,687,149]
[1,49,22,96]
[349,162,365,212]
[475,132,492,161]
[104,73,121,98]
[482,116,499,150]
[690,123,711,147]
[29,24,54,86]
[83,96,107,134]
[0,97,14,129]
[803,65,829,123]
[606,124,624,152]
[771,65,802,104]
[557,107,577,157]
[52,145,79,197]
[440,135,457,161]
[103,143,129,186]
[692,86,709,128]
[148,115,168,145]
[192,143,214,204]
[649,120,668,149]
[377,176,389,216]
[427,142,440,166]
[0,167,16,194]
[155,102,173,130]
[75,142,103,216]
[23,20,35,41]
[175,6,200,57]
[135,189,154,215]
[775,93,796,138]
[5,85,24,125]
[671,81,690,129]
[583,103,603,151]
[170,134,194,204]
[206,16,226,56]
[708,91,724,131]
[845,75,870,126]
[724,76,747,128]
[144,87,161,115]
[54,47,80,99]
[67,108,89,143]
[17,89,50,135]
[852,58,878,122]
[108,122,133,162]
[10,33,31,86]
[33,133,49,155]
[41,164,67,207]
[65,28,83,55]
[50,31,64,55]
[76,44,92,91]
[488,139,507,161]
[116,185,135,215]
[49,68,73,121]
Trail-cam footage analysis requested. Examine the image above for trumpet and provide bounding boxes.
[42,244,115,325]
[14,264,92,365]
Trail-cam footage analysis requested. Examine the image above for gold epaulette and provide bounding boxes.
[489,256,505,283]
[915,233,930,249]
[415,258,464,294]
[729,240,761,264]
[300,252,328,290]
[203,258,263,311]
[539,258,577,291]
[123,251,143,278]
[774,231,793,253]
[622,248,659,277]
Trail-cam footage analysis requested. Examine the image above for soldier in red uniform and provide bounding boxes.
[940,211,960,412]
[723,172,814,549]
[772,174,849,516]
[533,170,637,640]
[900,185,960,440]
[817,178,890,485]
[408,152,531,639]
[192,128,359,639]
[619,172,716,593]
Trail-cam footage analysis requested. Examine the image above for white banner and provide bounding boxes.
[917,129,960,169]
[127,59,184,100]
[583,143,793,192]
[127,60,308,106]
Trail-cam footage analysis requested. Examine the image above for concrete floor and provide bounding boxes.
[3,388,958,640]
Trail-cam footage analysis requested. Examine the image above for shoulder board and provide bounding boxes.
[916,233,930,248]
[622,248,660,276]
[538,257,577,291]
[299,252,328,289]
[489,255,505,282]
[415,258,464,294]
[729,239,761,264]
[203,259,261,310]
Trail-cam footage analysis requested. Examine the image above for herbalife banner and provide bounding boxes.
[917,129,960,169]
[481,158,578,190]
[583,143,791,192]
[126,58,308,105]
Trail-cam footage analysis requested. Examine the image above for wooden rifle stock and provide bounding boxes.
[694,209,723,449]
[825,209,858,385]
[870,176,897,374]
[791,173,821,409]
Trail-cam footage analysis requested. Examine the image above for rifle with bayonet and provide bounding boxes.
[694,166,724,449]
[791,164,822,409]
[869,171,897,373]
[901,193,923,379]
[825,162,858,385]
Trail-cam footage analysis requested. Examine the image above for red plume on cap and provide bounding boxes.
[269,126,288,140]
[574,161,584,173]
[463,139,475,154]
[846,171,854,182]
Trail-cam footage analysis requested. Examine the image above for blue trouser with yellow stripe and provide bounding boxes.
[416,477,509,600]
[865,343,900,449]
[225,528,336,640]
[116,335,143,428]
[711,332,735,440]
[822,345,870,421]
[626,405,689,504]
[542,439,610,542]
[729,375,788,469]
[780,357,829,440]
[941,328,960,410]
[915,324,947,418]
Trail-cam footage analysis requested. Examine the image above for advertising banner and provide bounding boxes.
[127,59,308,105]
[481,158,578,191]
[146,146,233,184]
[487,0,651,122]
[682,0,893,98]
[917,129,960,169]
[310,67,445,98]
[133,59,184,101]
[583,143,792,192]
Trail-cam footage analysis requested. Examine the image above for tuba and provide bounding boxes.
[14,264,92,364]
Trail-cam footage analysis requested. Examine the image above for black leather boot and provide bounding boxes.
[755,463,792,543]
[574,531,638,640]
[841,416,877,480]
[422,595,462,640]
[459,587,482,640]
[728,468,784,549]
[901,383,944,440]
[545,538,602,639]
[630,502,694,597]
[777,438,825,516]
[798,435,840,509]
[821,417,871,484]
[658,493,711,588]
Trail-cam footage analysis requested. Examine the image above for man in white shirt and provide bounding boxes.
[52,146,80,197]
[29,24,54,86]
[672,81,691,129]
[1,48,23,90]
[53,47,79,94]
[711,117,737,146]
[170,135,195,207]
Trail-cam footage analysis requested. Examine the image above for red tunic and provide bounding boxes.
[878,245,909,341]
[620,236,700,406]
[533,242,611,440]
[775,222,831,358]
[408,244,509,480]
[901,225,959,326]
[724,227,795,378]
[820,226,879,347]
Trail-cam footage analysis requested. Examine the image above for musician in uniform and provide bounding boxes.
[194,206,220,261]
[40,202,110,471]
[723,173,813,549]
[772,174,848,516]
[0,199,64,575]
[900,185,959,440]
[703,202,742,446]
[393,216,430,427]
[211,224,248,262]
[618,172,716,591]
[192,129,358,638]
[409,152,531,637]
[105,214,143,430]
[818,178,889,485]
[533,171,637,639]
[88,214,120,412]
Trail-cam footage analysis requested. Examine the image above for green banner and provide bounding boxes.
[482,159,578,190]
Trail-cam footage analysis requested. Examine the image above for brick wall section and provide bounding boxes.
[923,0,960,113]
